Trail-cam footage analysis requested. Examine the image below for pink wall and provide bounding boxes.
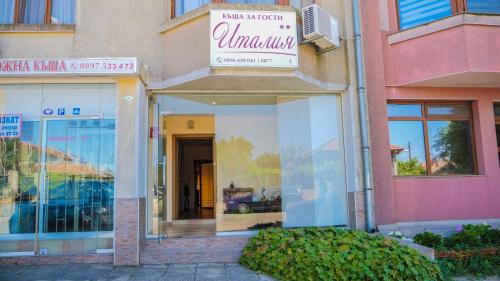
[388,25,500,86]
[360,0,500,226]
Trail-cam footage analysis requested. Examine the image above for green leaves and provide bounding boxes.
[240,227,444,281]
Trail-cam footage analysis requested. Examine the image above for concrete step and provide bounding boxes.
[140,236,250,264]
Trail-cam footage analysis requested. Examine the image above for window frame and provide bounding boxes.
[171,0,292,19]
[388,101,477,176]
[10,0,72,25]
[394,0,485,31]
[494,103,500,164]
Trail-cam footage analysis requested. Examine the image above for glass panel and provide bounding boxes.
[0,122,39,253]
[467,0,500,14]
[496,124,500,164]
[51,0,75,24]
[0,85,42,254]
[397,0,452,30]
[387,104,422,117]
[0,84,115,255]
[494,103,500,117]
[277,96,347,228]
[388,121,427,176]
[40,119,115,253]
[428,120,474,175]
[427,104,470,116]
[290,0,301,8]
[497,124,500,147]
[215,95,347,231]
[174,0,210,16]
[19,0,47,24]
[0,0,15,24]
[226,0,276,3]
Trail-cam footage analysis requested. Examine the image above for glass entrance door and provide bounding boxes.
[148,98,167,239]
[36,117,116,254]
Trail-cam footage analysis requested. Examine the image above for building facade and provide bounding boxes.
[0,0,369,266]
[360,0,500,236]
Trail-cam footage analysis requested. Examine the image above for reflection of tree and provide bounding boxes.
[216,137,281,188]
[396,158,426,176]
[432,121,472,174]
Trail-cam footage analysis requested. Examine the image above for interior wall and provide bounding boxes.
[164,115,215,222]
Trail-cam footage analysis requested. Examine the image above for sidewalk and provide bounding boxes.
[0,263,277,281]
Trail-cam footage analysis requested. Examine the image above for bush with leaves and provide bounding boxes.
[412,224,500,279]
[240,227,443,281]
[445,224,499,249]
[414,232,444,249]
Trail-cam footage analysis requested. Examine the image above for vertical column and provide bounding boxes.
[114,78,147,266]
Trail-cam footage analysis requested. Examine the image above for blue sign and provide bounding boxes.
[0,114,22,138]
[57,108,65,116]
[72,108,81,115]
[43,108,53,115]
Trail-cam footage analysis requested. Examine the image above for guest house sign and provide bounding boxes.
[0,58,137,76]
[210,10,298,68]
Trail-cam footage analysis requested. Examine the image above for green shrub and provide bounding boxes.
[438,254,500,278]
[481,228,500,246]
[445,224,496,249]
[240,227,443,281]
[414,232,443,249]
[412,224,500,279]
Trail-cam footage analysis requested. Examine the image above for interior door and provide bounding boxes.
[200,163,214,208]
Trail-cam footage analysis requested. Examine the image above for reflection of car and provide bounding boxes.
[225,191,282,214]
[5,180,114,233]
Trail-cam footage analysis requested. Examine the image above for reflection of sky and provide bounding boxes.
[46,119,115,173]
[389,121,426,162]
[215,105,279,158]
[160,96,214,115]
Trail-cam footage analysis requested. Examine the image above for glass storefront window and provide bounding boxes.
[0,84,116,255]
[148,94,348,235]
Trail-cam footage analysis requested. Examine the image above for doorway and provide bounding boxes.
[175,137,214,221]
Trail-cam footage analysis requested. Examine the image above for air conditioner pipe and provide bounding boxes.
[351,0,375,232]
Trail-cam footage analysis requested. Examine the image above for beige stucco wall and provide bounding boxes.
[160,2,350,86]
[0,0,166,81]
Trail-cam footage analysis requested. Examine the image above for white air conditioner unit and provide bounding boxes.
[302,4,340,51]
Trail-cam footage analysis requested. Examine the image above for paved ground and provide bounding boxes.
[1,263,498,281]
[0,263,277,281]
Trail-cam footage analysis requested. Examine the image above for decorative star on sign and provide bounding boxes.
[286,25,291,29]
[280,24,284,29]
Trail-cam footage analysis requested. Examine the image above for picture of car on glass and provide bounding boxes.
[223,186,282,214]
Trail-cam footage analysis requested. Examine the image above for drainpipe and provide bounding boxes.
[351,0,375,232]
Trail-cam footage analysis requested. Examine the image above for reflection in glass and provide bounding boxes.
[278,96,347,227]
[19,0,47,24]
[226,0,276,3]
[428,121,473,175]
[174,0,210,16]
[51,0,75,24]
[43,119,115,233]
[0,121,39,235]
[0,0,15,24]
[494,104,500,117]
[388,121,426,176]
[495,124,500,163]
[215,95,347,231]
[387,104,422,117]
[466,0,500,14]
[427,104,470,116]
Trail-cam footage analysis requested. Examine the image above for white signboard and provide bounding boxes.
[210,10,298,68]
[0,114,22,138]
[0,58,137,76]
